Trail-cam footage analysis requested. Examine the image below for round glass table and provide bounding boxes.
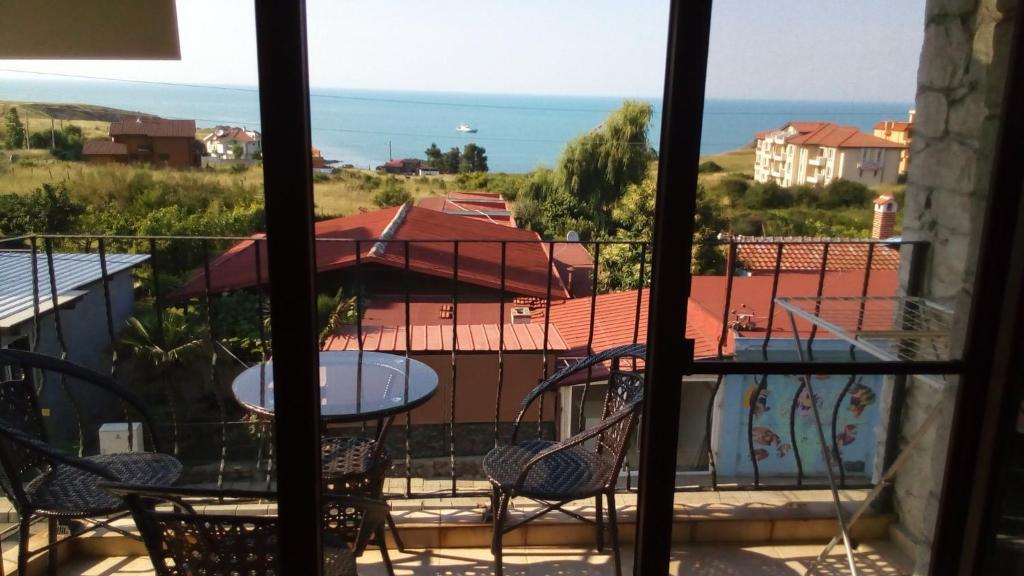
[231,351,438,424]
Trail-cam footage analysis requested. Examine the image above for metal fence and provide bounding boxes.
[0,233,932,500]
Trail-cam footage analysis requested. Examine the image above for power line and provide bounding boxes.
[1,68,911,117]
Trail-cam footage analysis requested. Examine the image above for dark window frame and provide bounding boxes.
[252,1,1024,573]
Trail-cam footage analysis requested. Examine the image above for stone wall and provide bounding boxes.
[895,0,1017,572]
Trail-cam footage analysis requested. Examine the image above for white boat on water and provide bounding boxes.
[456,123,478,133]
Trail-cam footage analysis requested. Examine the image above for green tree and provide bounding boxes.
[231,143,245,159]
[425,143,444,169]
[821,179,871,209]
[556,100,653,233]
[0,183,84,236]
[459,143,488,173]
[3,108,25,149]
[28,124,85,160]
[372,177,412,207]
[443,147,461,174]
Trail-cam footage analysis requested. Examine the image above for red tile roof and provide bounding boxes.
[417,192,516,227]
[110,118,196,138]
[322,322,567,352]
[873,121,911,132]
[534,270,899,364]
[552,243,595,298]
[82,140,127,156]
[173,204,568,299]
[535,290,719,361]
[735,239,901,273]
[787,123,905,149]
[207,126,257,143]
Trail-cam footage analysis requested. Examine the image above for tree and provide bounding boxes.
[3,108,25,149]
[425,143,444,169]
[821,179,871,209]
[231,143,245,159]
[372,177,412,207]
[443,147,461,174]
[0,183,84,236]
[556,100,653,233]
[27,124,84,160]
[459,143,488,173]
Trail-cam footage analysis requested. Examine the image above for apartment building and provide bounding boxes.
[753,121,905,187]
[874,110,914,175]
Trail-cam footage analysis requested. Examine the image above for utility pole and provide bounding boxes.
[388,140,392,161]
[50,119,56,149]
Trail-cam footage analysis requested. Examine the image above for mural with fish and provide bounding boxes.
[713,339,884,480]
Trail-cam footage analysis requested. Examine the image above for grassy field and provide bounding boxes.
[700,147,755,176]
[0,153,451,218]
[0,100,137,140]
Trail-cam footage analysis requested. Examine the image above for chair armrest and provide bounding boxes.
[0,349,165,453]
[0,420,118,481]
[512,405,637,491]
[510,343,646,442]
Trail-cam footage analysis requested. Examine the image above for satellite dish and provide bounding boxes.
[566,231,580,242]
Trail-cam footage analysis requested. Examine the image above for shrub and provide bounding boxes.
[372,177,412,207]
[821,179,871,209]
[697,161,724,174]
[742,182,793,209]
[229,162,249,174]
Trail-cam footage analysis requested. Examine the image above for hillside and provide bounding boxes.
[0,100,157,140]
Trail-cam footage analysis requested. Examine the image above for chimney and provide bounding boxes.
[510,306,532,325]
[871,194,898,239]
[908,109,916,124]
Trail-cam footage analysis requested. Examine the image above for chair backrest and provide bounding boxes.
[105,484,384,576]
[596,370,645,474]
[0,373,48,508]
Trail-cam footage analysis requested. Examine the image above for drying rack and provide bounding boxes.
[774,295,956,575]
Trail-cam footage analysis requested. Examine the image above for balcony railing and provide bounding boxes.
[0,232,937,508]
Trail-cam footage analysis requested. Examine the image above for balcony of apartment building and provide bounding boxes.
[0,233,957,575]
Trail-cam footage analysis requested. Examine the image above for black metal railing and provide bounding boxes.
[0,232,948,501]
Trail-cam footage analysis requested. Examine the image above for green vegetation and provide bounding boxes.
[372,176,413,207]
[3,108,26,149]
[424,142,489,173]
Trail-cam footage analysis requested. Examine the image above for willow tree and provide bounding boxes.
[556,100,653,234]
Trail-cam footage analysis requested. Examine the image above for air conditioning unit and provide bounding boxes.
[510,306,532,324]
[99,422,144,454]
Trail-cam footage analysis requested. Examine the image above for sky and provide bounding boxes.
[0,0,926,102]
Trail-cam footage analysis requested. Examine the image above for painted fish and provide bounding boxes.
[752,426,781,447]
[836,424,858,446]
[776,443,791,458]
[848,383,877,417]
[753,448,769,461]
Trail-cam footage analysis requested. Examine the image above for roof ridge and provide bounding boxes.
[368,202,411,257]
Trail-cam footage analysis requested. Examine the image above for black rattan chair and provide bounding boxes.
[321,435,403,572]
[102,484,387,576]
[482,343,646,576]
[0,349,181,575]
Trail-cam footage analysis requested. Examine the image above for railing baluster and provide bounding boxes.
[149,238,178,456]
[450,241,459,496]
[201,240,228,490]
[538,240,555,438]
[355,240,365,434]
[711,241,736,489]
[806,242,831,355]
[45,238,86,455]
[30,237,41,355]
[254,238,274,489]
[831,243,877,488]
[98,238,133,450]
[404,240,412,498]
[577,242,601,434]
[495,242,507,448]
[747,243,784,489]
[789,378,806,487]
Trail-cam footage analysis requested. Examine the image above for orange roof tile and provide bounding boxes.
[110,117,195,138]
[173,205,567,299]
[787,123,905,149]
[735,240,900,273]
[323,322,567,352]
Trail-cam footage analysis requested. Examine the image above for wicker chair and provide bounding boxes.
[482,343,646,576]
[102,484,388,576]
[321,435,403,571]
[0,349,182,576]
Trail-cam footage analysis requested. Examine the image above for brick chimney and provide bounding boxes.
[872,194,898,239]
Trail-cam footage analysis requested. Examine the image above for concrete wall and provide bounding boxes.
[836,147,903,186]
[894,0,1018,571]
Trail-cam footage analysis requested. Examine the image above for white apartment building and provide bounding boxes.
[753,122,905,187]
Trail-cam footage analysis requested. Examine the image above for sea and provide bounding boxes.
[1,79,912,174]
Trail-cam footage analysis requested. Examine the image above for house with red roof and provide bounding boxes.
[732,237,902,275]
[203,125,261,160]
[753,121,905,187]
[174,203,569,302]
[83,117,199,168]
